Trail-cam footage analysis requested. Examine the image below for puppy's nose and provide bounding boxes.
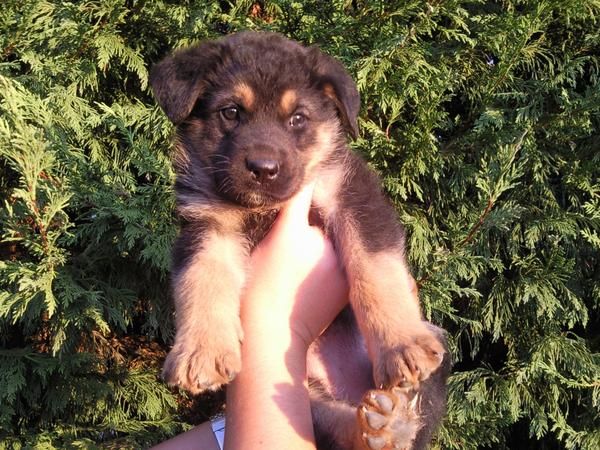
[245,158,279,183]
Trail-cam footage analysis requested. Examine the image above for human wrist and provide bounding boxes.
[242,310,310,356]
[225,316,314,450]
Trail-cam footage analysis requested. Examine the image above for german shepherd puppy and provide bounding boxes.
[150,32,450,450]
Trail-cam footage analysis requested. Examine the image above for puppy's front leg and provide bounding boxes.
[322,160,445,390]
[163,223,247,394]
[346,248,444,389]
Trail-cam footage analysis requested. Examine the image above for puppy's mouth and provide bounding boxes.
[237,191,284,209]
[213,170,300,209]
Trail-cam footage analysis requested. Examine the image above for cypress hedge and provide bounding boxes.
[1,1,598,448]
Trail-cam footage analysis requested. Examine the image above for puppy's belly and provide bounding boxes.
[307,311,374,404]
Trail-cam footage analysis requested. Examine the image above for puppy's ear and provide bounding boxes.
[150,42,224,124]
[309,48,360,139]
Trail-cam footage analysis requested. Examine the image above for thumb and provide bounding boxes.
[273,182,315,233]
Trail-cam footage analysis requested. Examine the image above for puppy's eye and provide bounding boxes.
[221,106,240,121]
[289,113,306,128]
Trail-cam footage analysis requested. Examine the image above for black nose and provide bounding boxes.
[245,158,280,183]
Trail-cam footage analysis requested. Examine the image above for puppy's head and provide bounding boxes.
[150,32,359,208]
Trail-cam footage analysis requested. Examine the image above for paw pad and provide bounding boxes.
[357,387,421,450]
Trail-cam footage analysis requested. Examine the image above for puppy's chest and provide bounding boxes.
[242,210,279,249]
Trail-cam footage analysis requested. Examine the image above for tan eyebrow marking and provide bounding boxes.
[233,82,255,110]
[279,89,298,115]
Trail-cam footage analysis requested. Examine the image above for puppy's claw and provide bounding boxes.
[198,380,218,391]
[398,378,413,389]
[391,386,411,396]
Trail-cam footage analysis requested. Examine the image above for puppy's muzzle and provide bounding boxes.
[245,157,280,184]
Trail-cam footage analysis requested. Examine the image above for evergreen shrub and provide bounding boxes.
[1,1,598,448]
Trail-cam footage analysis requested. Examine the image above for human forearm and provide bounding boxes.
[224,308,315,450]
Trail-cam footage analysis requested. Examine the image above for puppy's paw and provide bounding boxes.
[162,322,243,394]
[374,326,445,389]
[356,387,421,450]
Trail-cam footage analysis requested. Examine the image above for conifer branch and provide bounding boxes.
[419,128,530,289]
[460,198,495,247]
[460,128,529,247]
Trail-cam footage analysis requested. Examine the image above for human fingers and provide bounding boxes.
[270,182,315,235]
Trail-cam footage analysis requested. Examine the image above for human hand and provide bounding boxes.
[241,183,349,349]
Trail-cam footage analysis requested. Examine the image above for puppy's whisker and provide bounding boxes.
[212,154,231,162]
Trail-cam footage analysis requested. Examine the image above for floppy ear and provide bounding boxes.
[149,42,224,124]
[308,48,361,139]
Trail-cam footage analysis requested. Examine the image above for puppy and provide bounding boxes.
[150,32,450,450]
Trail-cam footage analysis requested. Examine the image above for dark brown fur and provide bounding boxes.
[151,32,450,450]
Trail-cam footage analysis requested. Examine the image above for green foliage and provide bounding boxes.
[1,0,598,448]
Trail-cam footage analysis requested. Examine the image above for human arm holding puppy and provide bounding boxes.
[225,183,348,449]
